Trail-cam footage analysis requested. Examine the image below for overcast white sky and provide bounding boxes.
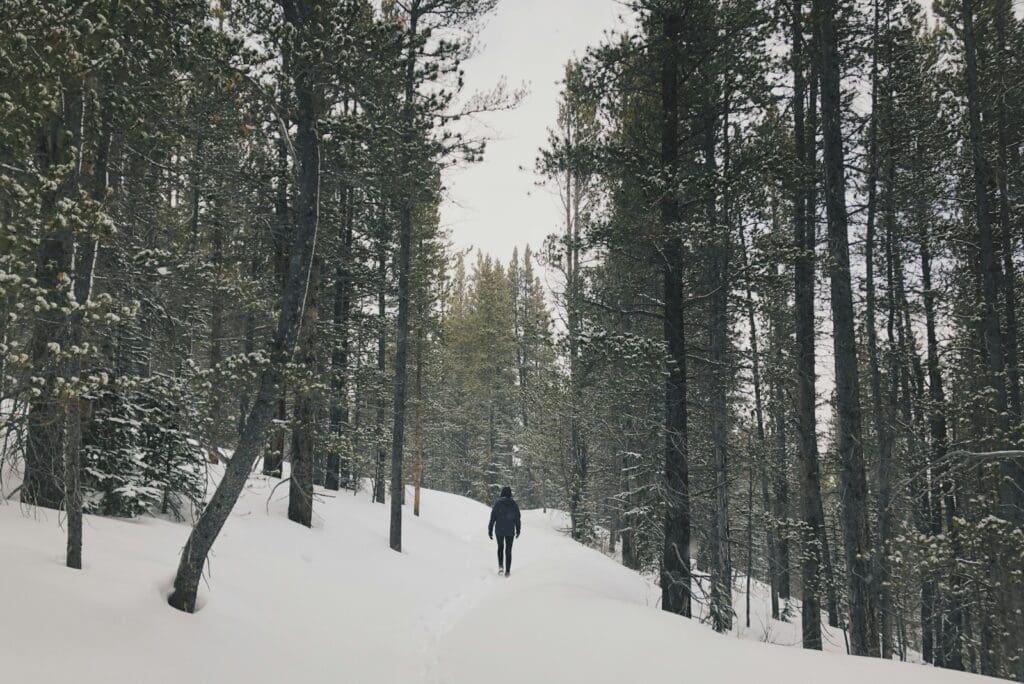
[441,0,627,263]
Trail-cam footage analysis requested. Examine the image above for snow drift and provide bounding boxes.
[0,470,1000,683]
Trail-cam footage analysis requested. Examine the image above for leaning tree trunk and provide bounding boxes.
[168,0,321,613]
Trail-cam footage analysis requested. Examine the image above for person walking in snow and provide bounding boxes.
[489,486,521,577]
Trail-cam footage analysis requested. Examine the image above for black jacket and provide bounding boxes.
[489,496,521,538]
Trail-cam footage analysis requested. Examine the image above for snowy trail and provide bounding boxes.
[0,471,1000,684]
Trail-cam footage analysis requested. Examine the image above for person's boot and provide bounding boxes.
[505,569,510,577]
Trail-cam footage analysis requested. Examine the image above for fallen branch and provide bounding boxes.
[946,449,1024,460]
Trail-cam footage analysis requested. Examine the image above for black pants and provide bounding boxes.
[496,535,514,571]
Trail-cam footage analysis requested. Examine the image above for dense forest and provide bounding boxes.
[1,0,1022,680]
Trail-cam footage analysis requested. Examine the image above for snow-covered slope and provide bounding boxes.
[0,471,997,684]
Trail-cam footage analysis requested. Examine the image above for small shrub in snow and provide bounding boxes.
[82,375,205,520]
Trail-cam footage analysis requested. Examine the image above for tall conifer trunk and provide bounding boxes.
[389,2,426,552]
[264,102,291,479]
[863,1,895,657]
[566,132,587,541]
[66,83,110,570]
[707,107,732,633]
[374,236,387,504]
[327,186,354,491]
[814,0,878,655]
[23,80,85,512]
[288,256,319,527]
[413,319,424,516]
[961,3,1024,673]
[740,223,779,620]
[919,220,964,669]
[790,0,827,647]
[658,2,691,619]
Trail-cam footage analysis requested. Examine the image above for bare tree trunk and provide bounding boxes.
[168,0,321,612]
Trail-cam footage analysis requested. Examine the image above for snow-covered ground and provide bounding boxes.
[0,468,999,683]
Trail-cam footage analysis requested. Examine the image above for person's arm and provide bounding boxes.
[488,505,496,539]
[515,503,521,537]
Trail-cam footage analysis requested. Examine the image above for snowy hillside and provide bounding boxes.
[0,472,997,684]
